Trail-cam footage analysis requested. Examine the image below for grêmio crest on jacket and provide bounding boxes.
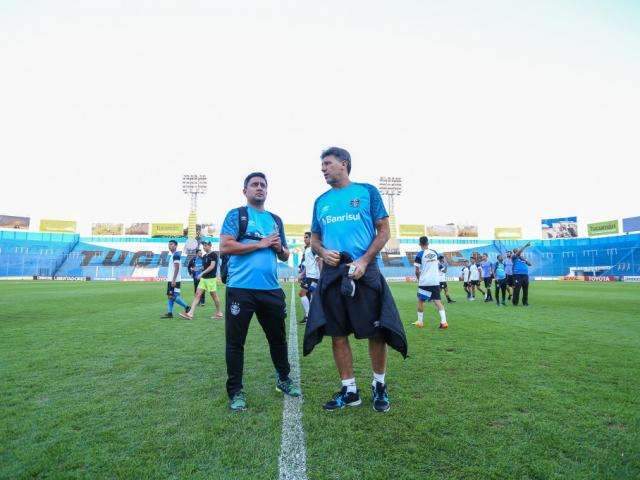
[349,198,360,208]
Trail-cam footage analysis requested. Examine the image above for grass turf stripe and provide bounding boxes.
[277,282,308,480]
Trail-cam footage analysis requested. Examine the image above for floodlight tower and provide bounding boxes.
[182,174,208,252]
[379,176,402,252]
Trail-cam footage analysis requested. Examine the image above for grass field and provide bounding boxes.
[1,280,639,479]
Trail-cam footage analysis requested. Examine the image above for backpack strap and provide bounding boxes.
[237,206,249,240]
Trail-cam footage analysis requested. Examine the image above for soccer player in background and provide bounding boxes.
[304,147,407,413]
[493,254,508,306]
[504,250,514,300]
[438,255,455,303]
[160,240,190,318]
[468,256,482,300]
[187,249,205,306]
[413,237,448,329]
[461,260,472,300]
[179,241,223,320]
[480,253,493,302]
[512,242,532,306]
[219,172,300,411]
[298,231,320,324]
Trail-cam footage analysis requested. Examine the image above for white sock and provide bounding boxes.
[341,378,357,394]
[300,296,310,316]
[416,311,423,323]
[439,309,447,324]
[372,372,385,386]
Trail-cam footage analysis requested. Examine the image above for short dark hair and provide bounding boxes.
[244,172,267,188]
[304,231,311,236]
[437,255,444,260]
[168,240,177,246]
[419,236,429,245]
[321,147,351,174]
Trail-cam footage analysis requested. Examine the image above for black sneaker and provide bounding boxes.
[185,306,191,314]
[448,299,456,303]
[161,313,173,318]
[371,382,390,413]
[323,386,361,411]
[299,316,308,324]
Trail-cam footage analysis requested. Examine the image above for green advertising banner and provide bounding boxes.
[587,220,619,237]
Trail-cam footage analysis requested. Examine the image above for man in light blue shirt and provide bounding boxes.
[219,172,300,411]
[480,253,493,302]
[307,147,405,413]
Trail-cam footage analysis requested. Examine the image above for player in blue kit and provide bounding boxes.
[160,240,190,318]
[303,147,407,413]
[219,172,300,411]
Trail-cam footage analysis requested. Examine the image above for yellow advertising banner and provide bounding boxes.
[92,223,124,235]
[399,224,425,237]
[284,224,310,237]
[494,227,523,239]
[39,219,76,233]
[151,223,184,237]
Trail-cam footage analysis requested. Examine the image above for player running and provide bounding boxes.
[160,240,190,318]
[413,237,448,329]
[179,241,223,320]
[437,255,456,303]
[493,254,507,306]
[298,231,320,324]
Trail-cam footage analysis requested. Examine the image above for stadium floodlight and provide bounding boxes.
[379,176,402,211]
[379,177,402,253]
[182,174,208,251]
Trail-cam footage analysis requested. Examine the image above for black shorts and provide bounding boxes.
[483,277,493,288]
[166,281,182,297]
[323,280,382,339]
[439,281,448,290]
[463,282,470,288]
[470,280,480,287]
[300,277,318,292]
[506,274,514,287]
[417,285,441,302]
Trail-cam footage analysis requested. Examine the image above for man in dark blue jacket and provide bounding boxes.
[305,147,406,413]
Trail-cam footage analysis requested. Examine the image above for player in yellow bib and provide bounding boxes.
[180,241,223,320]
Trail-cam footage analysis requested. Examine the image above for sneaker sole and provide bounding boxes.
[323,399,362,411]
[373,404,391,413]
[275,386,301,397]
[230,406,247,412]
[178,313,193,320]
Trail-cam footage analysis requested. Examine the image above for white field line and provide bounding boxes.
[278,283,308,480]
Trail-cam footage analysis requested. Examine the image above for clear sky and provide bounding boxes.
[1,1,639,237]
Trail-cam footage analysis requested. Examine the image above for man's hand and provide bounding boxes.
[270,235,283,253]
[348,258,369,280]
[258,234,279,250]
[321,249,341,267]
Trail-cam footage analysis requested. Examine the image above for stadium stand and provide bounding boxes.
[1,230,638,281]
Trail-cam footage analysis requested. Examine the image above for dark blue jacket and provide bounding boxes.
[303,261,408,358]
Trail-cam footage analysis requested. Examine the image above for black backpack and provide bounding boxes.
[219,206,284,284]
